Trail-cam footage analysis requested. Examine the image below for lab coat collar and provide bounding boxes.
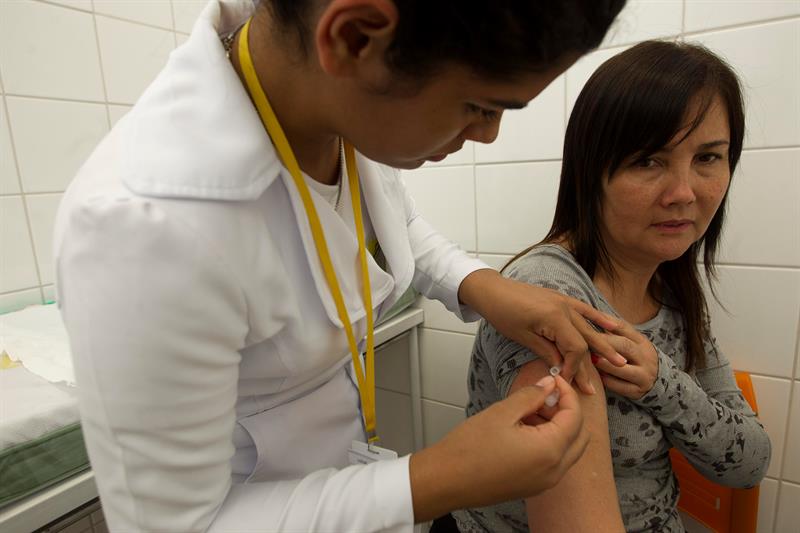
[122,0,282,201]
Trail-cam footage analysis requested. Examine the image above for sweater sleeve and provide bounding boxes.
[55,194,415,532]
[631,338,771,488]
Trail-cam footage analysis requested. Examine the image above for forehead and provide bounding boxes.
[667,94,731,148]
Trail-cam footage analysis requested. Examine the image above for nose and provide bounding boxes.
[462,117,502,145]
[661,167,697,206]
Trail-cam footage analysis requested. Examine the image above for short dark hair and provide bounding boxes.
[511,41,745,372]
[263,0,626,79]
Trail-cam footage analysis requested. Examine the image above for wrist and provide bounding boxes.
[458,268,501,317]
[409,444,462,522]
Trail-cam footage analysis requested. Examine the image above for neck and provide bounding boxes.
[593,250,660,325]
[230,11,341,185]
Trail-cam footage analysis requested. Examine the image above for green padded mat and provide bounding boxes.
[0,422,90,508]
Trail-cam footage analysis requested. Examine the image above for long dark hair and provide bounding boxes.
[508,41,745,371]
[263,0,625,80]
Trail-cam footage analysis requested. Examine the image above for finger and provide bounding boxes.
[599,372,642,399]
[594,357,638,382]
[603,317,645,343]
[501,376,557,422]
[521,413,549,426]
[518,330,563,369]
[573,360,596,395]
[568,299,619,331]
[603,334,637,364]
[542,312,589,380]
[570,310,627,367]
[558,424,590,474]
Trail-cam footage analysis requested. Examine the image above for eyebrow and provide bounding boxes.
[485,98,528,110]
[698,140,730,150]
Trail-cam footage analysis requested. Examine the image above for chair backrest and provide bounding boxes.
[669,371,760,533]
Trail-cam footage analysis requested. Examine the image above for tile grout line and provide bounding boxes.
[90,0,113,131]
[773,312,800,527]
[1,64,45,303]
[33,0,176,33]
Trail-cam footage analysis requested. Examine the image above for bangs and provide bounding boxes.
[576,43,719,175]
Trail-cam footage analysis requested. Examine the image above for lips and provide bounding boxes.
[652,219,693,233]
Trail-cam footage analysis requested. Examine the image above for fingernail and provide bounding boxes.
[589,382,596,394]
[544,390,560,407]
[590,354,600,365]
[535,375,555,388]
[618,353,628,364]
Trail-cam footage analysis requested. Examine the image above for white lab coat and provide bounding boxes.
[53,1,487,531]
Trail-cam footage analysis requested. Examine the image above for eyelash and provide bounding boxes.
[466,103,500,121]
[633,152,725,168]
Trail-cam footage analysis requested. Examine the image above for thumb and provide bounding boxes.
[502,376,556,421]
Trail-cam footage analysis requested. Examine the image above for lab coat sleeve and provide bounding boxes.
[397,174,489,322]
[55,195,414,532]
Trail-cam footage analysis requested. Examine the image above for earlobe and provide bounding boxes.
[315,0,398,77]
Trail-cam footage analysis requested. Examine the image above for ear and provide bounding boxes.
[315,0,398,78]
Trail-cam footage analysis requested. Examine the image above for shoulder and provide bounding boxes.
[505,244,604,309]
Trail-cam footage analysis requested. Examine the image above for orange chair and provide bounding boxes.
[669,371,760,533]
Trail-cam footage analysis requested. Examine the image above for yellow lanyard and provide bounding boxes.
[238,19,378,442]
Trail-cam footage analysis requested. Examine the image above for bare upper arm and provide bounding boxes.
[509,360,625,532]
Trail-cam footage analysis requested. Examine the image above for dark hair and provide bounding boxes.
[263,0,626,79]
[509,41,745,372]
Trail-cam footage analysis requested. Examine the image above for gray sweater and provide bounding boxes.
[453,245,770,533]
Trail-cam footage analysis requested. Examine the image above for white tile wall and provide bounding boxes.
[750,376,792,478]
[602,0,684,47]
[475,162,560,254]
[783,383,800,483]
[720,149,800,267]
[0,101,20,195]
[775,481,800,533]
[758,478,779,533]
[93,1,174,29]
[684,1,800,33]
[95,16,176,104]
[419,329,473,407]
[474,76,565,163]
[1,196,40,293]
[404,4,800,530]
[0,0,195,314]
[402,165,476,251]
[6,97,108,193]
[422,399,465,448]
[689,20,800,149]
[0,0,104,101]
[706,267,800,378]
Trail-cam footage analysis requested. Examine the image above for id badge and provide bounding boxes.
[348,440,398,465]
